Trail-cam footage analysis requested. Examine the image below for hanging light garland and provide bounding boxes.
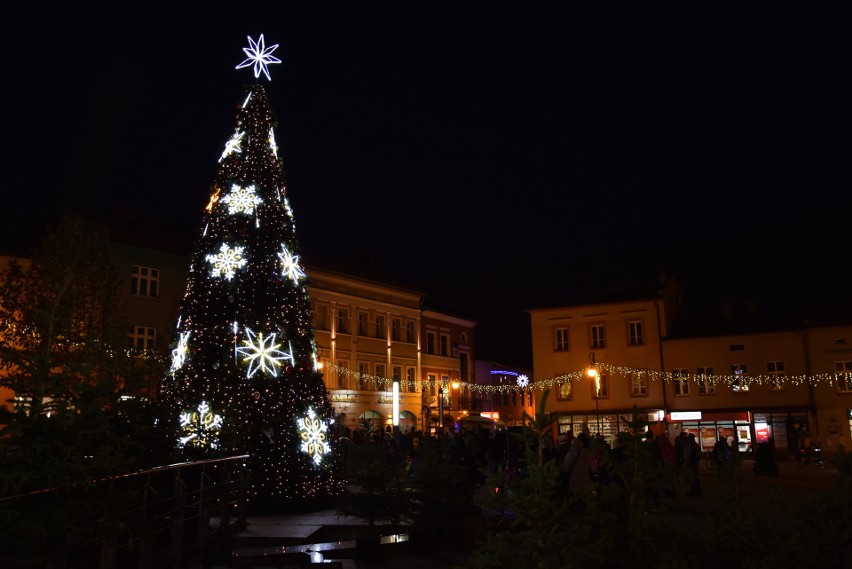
[320,359,850,393]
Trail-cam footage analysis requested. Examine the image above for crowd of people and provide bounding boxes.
[344,421,736,501]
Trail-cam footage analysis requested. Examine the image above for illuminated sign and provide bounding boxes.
[670,411,702,421]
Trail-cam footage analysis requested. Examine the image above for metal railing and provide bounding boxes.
[1,455,249,569]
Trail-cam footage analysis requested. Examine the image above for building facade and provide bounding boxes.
[528,276,852,456]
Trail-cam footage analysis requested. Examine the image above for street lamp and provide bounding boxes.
[587,352,600,436]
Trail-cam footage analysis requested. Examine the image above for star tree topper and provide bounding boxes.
[236,34,281,80]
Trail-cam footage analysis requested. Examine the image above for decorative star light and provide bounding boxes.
[235,34,281,81]
[178,401,223,449]
[277,244,306,284]
[236,327,294,378]
[219,130,245,162]
[206,243,247,280]
[221,184,263,215]
[298,407,331,466]
[171,331,191,372]
[517,374,529,388]
[269,128,278,157]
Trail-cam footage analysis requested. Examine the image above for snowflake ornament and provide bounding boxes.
[278,244,306,284]
[222,184,263,215]
[517,374,529,388]
[179,401,223,449]
[235,34,281,81]
[206,243,247,280]
[298,407,331,466]
[236,327,294,378]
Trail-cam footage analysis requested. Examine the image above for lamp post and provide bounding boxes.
[451,380,460,418]
[587,352,600,436]
[392,374,400,431]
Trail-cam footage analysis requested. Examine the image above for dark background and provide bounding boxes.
[4,3,851,365]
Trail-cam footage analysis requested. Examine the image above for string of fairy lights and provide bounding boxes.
[322,360,852,393]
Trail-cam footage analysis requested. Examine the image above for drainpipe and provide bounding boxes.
[654,298,668,418]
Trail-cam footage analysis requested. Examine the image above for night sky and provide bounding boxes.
[5,3,852,365]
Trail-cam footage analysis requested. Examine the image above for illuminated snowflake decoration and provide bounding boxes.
[298,407,331,466]
[277,244,306,284]
[236,327,294,378]
[178,401,223,449]
[235,34,281,81]
[517,374,529,389]
[269,128,278,157]
[206,243,247,280]
[219,130,244,162]
[170,331,191,372]
[221,184,263,215]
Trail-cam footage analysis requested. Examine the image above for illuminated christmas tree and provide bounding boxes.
[160,35,339,510]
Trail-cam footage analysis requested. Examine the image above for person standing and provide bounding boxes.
[684,433,702,495]
[561,423,593,496]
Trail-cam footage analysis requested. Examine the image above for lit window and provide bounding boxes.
[732,364,749,392]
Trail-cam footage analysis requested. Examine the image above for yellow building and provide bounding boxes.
[529,275,852,456]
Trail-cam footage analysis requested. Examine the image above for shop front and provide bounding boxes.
[667,409,813,455]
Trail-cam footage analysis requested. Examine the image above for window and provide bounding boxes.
[627,320,644,346]
[590,323,605,349]
[391,319,400,341]
[631,373,648,397]
[732,364,749,392]
[130,265,159,298]
[767,361,786,391]
[558,377,572,400]
[554,327,569,351]
[406,367,416,393]
[459,352,470,385]
[358,362,369,390]
[836,361,852,392]
[672,368,689,396]
[406,321,415,343]
[375,315,385,339]
[337,360,349,389]
[592,373,609,398]
[392,366,402,384]
[426,331,436,354]
[312,302,329,330]
[439,333,450,356]
[697,367,715,395]
[460,332,468,344]
[129,325,156,352]
[511,389,517,406]
[375,364,386,389]
[427,374,437,396]
[337,308,349,334]
[358,312,368,336]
